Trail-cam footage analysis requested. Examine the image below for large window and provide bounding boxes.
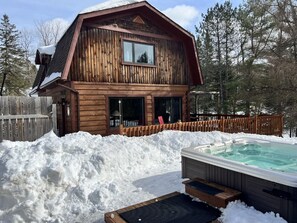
[109,97,144,127]
[154,97,182,124]
[123,40,155,65]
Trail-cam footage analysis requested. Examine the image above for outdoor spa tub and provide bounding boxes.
[181,138,297,222]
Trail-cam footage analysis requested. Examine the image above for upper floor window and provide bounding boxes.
[123,40,155,65]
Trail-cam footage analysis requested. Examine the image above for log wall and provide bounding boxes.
[39,84,79,136]
[73,82,189,135]
[69,27,189,85]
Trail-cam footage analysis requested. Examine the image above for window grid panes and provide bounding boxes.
[123,40,155,65]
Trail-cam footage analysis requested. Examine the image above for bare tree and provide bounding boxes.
[35,18,69,46]
[19,28,37,90]
[20,28,35,59]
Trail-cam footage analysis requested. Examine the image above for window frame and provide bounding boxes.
[109,97,145,128]
[153,97,182,124]
[121,39,156,67]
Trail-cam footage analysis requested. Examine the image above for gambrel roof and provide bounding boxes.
[32,0,203,90]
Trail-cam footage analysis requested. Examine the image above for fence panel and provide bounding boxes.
[0,96,57,142]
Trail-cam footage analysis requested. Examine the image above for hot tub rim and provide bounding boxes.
[181,138,297,188]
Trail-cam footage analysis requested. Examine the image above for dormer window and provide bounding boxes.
[123,40,155,65]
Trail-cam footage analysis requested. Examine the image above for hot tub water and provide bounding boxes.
[211,141,297,173]
[191,139,297,173]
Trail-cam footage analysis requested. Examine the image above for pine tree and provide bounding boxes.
[264,0,297,135]
[236,0,274,115]
[196,1,237,114]
[0,14,29,95]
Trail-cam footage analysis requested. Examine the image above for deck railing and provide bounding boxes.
[119,115,283,137]
[190,114,249,121]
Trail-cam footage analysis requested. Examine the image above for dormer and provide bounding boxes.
[35,44,56,65]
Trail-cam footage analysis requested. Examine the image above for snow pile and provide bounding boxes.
[220,200,287,223]
[80,0,145,14]
[0,131,292,223]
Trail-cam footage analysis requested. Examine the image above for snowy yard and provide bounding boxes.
[0,130,292,223]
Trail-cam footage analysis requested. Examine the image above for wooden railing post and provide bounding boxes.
[119,124,124,135]
[178,120,182,131]
[280,115,284,137]
[254,115,258,134]
[221,119,225,132]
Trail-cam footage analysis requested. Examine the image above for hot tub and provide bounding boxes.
[181,138,297,223]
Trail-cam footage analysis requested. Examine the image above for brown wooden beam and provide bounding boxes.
[85,23,177,41]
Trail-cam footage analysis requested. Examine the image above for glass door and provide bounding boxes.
[109,97,144,127]
[154,97,182,124]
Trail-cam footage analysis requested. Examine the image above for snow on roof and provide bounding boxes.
[40,72,61,88]
[38,44,56,55]
[80,0,145,14]
[29,86,38,96]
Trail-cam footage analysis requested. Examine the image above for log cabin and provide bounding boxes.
[31,0,203,136]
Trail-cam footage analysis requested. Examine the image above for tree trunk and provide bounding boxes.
[0,73,7,96]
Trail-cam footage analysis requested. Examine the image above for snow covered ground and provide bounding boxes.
[0,130,293,223]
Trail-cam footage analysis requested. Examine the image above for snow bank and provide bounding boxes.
[0,131,292,223]
[219,200,287,223]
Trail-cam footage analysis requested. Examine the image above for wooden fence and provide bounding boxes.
[0,96,57,142]
[119,115,283,137]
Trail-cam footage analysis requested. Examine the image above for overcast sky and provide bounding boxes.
[1,0,242,34]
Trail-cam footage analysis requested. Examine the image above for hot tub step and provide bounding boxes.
[183,178,241,208]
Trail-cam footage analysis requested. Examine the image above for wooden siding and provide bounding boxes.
[73,82,188,135]
[69,27,189,85]
[90,13,170,36]
[38,84,79,136]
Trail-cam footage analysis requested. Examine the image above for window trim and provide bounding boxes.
[121,39,157,67]
[153,96,183,124]
[108,96,145,128]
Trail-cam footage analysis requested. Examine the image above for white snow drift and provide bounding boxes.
[0,130,291,223]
